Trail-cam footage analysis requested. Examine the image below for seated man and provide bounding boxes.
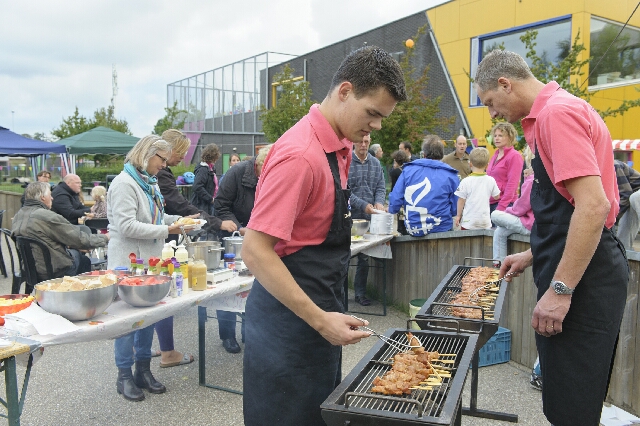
[51,173,93,225]
[389,135,459,236]
[12,182,109,282]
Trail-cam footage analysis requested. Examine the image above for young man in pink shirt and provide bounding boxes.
[241,46,407,426]
[475,50,627,426]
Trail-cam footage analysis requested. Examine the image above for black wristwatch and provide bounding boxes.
[551,280,574,295]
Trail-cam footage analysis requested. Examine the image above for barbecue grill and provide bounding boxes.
[415,264,508,349]
[413,259,518,423]
[321,328,478,426]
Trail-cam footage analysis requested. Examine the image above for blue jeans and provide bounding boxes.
[217,310,245,341]
[353,253,369,299]
[114,324,155,368]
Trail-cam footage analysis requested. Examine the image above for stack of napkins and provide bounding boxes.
[4,304,79,336]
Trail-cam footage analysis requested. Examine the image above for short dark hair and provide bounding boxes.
[329,46,407,102]
[422,135,444,160]
[391,150,409,165]
[37,170,51,178]
[400,141,412,153]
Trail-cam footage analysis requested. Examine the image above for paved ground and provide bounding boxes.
[0,240,553,425]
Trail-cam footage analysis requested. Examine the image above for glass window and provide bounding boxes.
[470,18,571,106]
[589,17,640,87]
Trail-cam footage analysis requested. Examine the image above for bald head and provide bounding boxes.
[63,174,82,194]
[455,135,468,157]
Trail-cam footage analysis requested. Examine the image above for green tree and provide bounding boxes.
[259,64,314,142]
[92,105,132,135]
[52,105,132,139]
[32,132,53,141]
[153,101,187,135]
[51,107,92,139]
[374,25,454,161]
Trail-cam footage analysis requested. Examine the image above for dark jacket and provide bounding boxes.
[157,166,222,231]
[213,159,257,231]
[51,181,90,224]
[12,199,108,279]
[190,163,216,213]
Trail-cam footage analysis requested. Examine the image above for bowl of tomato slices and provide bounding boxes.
[117,275,172,307]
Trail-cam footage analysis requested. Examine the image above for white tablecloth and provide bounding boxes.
[350,234,394,258]
[8,235,394,347]
[26,276,254,347]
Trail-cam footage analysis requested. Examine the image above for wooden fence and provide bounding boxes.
[0,191,23,228]
[361,230,640,415]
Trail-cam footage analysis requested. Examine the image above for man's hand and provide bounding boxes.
[531,289,571,337]
[373,203,386,212]
[220,220,238,233]
[238,227,246,236]
[104,233,110,241]
[313,312,371,346]
[453,216,461,228]
[499,249,533,281]
[364,204,376,215]
[85,212,95,219]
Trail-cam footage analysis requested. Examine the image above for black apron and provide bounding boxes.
[530,150,628,426]
[243,152,352,426]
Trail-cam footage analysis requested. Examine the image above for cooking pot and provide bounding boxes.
[187,241,223,269]
[222,231,244,258]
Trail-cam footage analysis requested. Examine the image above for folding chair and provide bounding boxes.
[0,229,24,294]
[15,236,56,295]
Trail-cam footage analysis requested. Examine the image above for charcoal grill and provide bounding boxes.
[321,328,478,426]
[414,259,518,423]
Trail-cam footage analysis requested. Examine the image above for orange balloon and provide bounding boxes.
[405,39,415,48]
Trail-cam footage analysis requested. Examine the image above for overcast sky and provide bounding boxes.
[1,0,447,139]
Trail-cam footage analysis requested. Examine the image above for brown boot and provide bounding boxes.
[116,367,145,401]
[133,359,166,394]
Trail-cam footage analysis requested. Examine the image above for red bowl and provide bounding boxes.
[0,294,34,316]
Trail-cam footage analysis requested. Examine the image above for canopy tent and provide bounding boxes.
[612,139,640,150]
[57,126,139,155]
[0,126,71,179]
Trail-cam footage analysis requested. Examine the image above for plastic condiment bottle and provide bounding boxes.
[175,245,188,262]
[191,260,208,291]
[175,245,189,290]
[162,242,175,261]
[173,261,184,297]
[136,258,145,275]
[129,253,137,274]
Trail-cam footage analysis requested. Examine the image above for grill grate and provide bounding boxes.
[427,266,502,321]
[342,331,466,418]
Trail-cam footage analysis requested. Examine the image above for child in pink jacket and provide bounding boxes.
[490,148,534,262]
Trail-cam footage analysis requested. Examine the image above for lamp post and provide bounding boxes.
[11,110,15,131]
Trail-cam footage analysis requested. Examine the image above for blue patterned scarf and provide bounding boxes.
[123,162,164,225]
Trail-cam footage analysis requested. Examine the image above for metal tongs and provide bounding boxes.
[468,271,517,301]
[485,270,517,285]
[350,315,421,352]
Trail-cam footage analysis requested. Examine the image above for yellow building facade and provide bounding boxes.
[428,0,640,167]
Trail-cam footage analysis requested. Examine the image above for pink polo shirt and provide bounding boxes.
[248,104,352,257]
[521,81,619,228]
